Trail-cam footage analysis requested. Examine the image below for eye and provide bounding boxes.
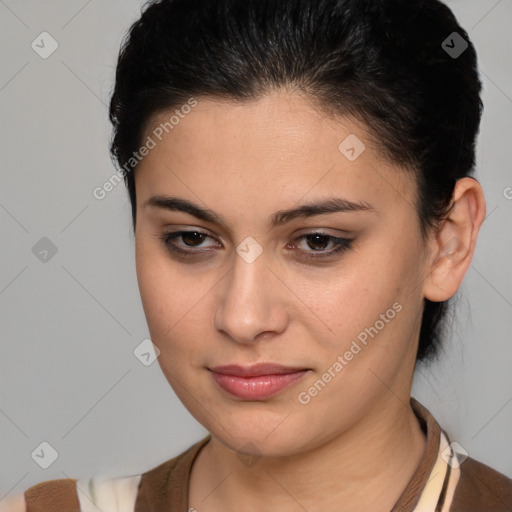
[157,230,353,260]
[158,230,219,255]
[289,233,353,259]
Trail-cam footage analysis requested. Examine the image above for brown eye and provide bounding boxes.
[303,234,331,251]
[292,233,353,259]
[180,231,207,247]
[158,230,219,255]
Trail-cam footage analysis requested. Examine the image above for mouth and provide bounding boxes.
[208,363,311,400]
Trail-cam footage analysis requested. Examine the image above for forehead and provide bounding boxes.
[136,91,417,218]
[144,90,374,159]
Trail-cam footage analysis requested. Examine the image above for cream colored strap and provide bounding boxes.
[76,474,141,512]
[440,441,461,512]
[412,430,461,512]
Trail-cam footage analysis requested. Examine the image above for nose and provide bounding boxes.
[213,250,288,345]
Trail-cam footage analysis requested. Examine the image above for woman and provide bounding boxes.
[4,0,511,510]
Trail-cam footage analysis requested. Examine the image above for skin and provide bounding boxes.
[133,89,486,512]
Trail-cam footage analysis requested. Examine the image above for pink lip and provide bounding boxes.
[209,364,310,400]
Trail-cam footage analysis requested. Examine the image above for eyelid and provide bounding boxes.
[159,226,352,246]
[161,225,351,241]
[158,228,354,260]
[292,227,352,238]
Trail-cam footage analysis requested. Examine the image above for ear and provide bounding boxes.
[423,177,487,302]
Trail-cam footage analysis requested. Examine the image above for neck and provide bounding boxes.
[189,394,427,512]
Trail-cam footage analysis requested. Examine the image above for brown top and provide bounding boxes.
[15,398,512,511]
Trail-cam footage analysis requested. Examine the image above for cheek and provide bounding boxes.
[134,237,212,366]
[135,237,183,342]
[311,245,417,369]
[135,242,163,321]
[308,255,395,338]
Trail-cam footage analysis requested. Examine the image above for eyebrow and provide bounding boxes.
[142,195,378,228]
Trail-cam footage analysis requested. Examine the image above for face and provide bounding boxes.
[134,90,430,457]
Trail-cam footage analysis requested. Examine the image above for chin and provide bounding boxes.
[207,412,309,458]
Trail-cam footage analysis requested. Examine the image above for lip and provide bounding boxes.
[209,364,310,400]
[210,363,308,377]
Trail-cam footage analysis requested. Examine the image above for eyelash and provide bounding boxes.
[157,230,353,260]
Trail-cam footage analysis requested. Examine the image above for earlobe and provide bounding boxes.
[422,177,486,303]
[424,235,469,302]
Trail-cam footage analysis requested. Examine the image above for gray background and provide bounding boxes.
[1,0,511,501]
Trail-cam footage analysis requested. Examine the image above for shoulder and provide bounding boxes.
[452,456,512,510]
